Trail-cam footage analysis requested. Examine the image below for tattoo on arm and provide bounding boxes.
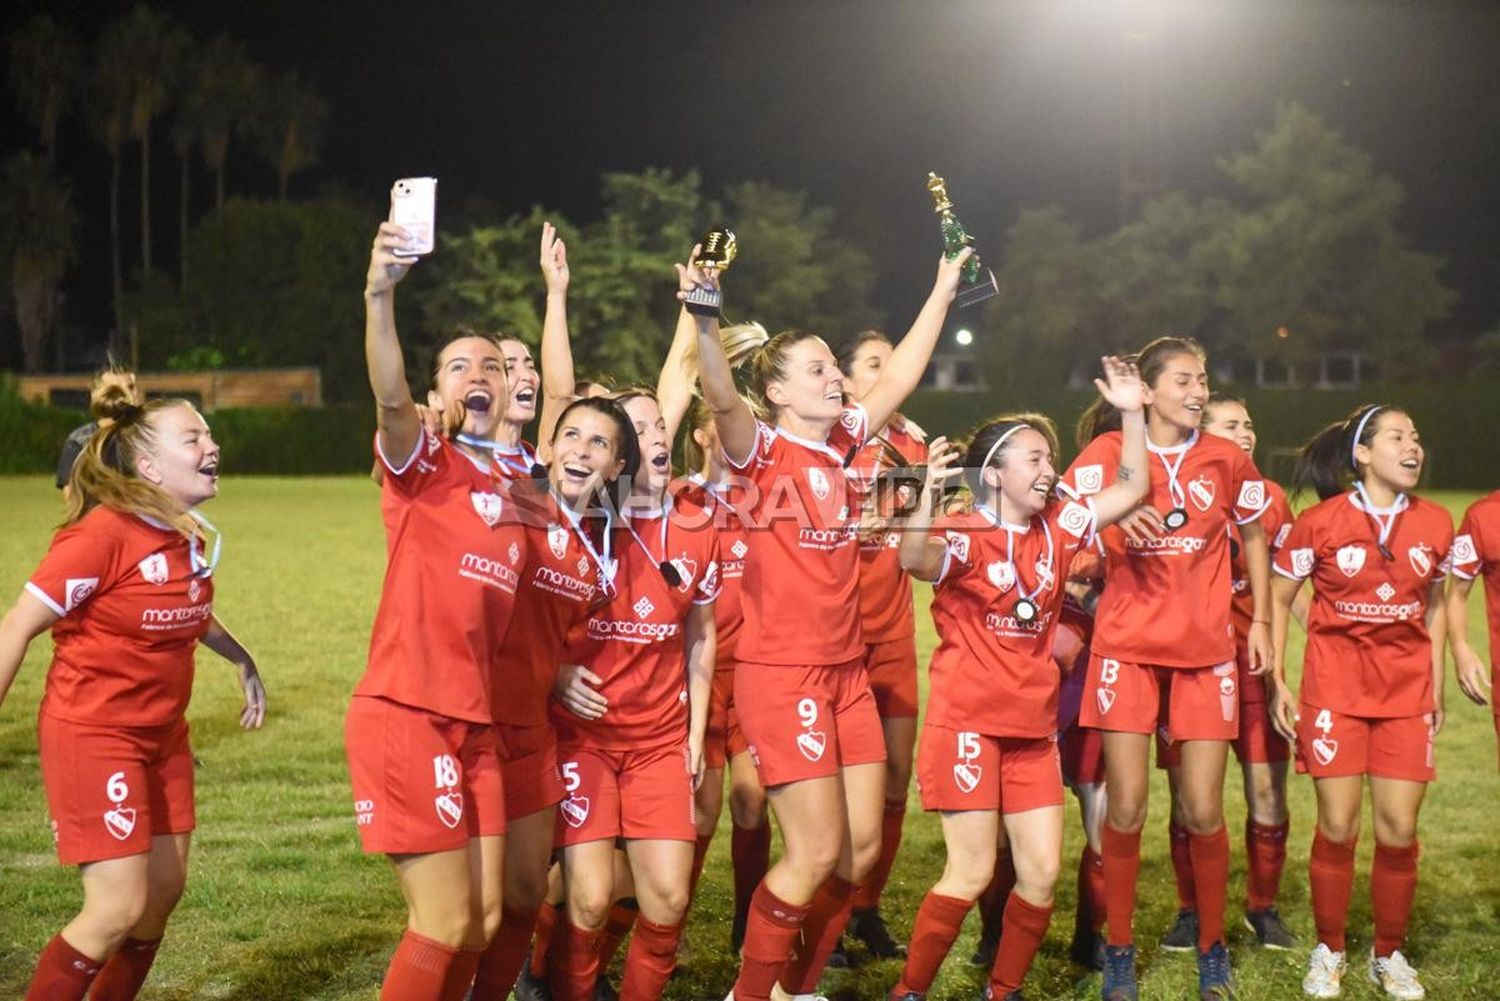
[1118,465,1134,481]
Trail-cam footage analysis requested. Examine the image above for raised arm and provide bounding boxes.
[1086,356,1150,527]
[679,251,757,463]
[537,221,574,457]
[656,303,698,446]
[899,436,963,582]
[858,248,971,433]
[364,222,422,464]
[1448,575,1492,706]
[0,591,59,712]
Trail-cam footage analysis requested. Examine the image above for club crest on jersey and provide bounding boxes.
[561,795,590,828]
[137,554,169,586]
[103,807,136,841]
[547,523,569,560]
[1312,738,1339,767]
[434,791,464,829]
[945,532,971,564]
[986,561,1016,594]
[1034,555,1056,592]
[807,467,831,500]
[796,729,827,762]
[953,762,982,794]
[698,560,720,597]
[1059,501,1092,538]
[1237,480,1266,512]
[64,577,99,612]
[1336,545,1366,578]
[1408,544,1433,578]
[1074,464,1104,495]
[1188,476,1216,513]
[670,555,698,592]
[471,491,503,527]
[1290,547,1315,577]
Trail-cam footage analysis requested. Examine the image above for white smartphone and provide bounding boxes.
[389,177,437,256]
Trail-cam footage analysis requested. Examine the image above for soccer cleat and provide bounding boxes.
[1196,941,1236,999]
[1302,943,1345,998]
[824,937,851,969]
[979,988,1025,1001]
[1243,907,1297,950]
[850,908,908,959]
[968,929,999,968]
[1369,949,1426,1000]
[515,960,553,1001]
[1160,908,1199,952]
[1101,943,1139,1001]
[1070,929,1106,971]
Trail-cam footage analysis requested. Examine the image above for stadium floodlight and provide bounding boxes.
[955,328,974,347]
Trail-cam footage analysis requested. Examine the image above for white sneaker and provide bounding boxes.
[1303,942,1346,998]
[769,986,827,1001]
[1369,949,1426,1000]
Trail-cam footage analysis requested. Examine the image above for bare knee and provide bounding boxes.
[506,864,550,913]
[82,895,149,947]
[567,883,614,932]
[782,834,839,887]
[1177,788,1225,834]
[729,787,766,830]
[1106,790,1148,833]
[849,835,882,884]
[1012,853,1061,906]
[1372,811,1418,847]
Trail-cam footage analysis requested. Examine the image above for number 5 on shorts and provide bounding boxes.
[957,732,980,762]
[561,761,581,793]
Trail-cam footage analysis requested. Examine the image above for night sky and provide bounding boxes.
[6,0,1500,352]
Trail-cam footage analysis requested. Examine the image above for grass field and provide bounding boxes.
[1,475,1497,1000]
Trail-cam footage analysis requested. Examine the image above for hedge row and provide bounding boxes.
[3,382,1496,489]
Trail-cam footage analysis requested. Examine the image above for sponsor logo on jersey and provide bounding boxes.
[508,542,521,565]
[459,552,520,592]
[471,490,504,527]
[840,409,862,434]
[986,560,1016,593]
[1376,582,1396,601]
[137,554,169,585]
[797,526,855,551]
[731,539,749,560]
[807,467,831,500]
[64,577,99,612]
[548,523,569,560]
[953,762,982,794]
[1336,545,1366,578]
[1074,464,1104,495]
[984,609,1051,636]
[1332,597,1422,622]
[187,578,202,603]
[796,729,827,762]
[141,603,214,631]
[945,532,971,564]
[434,791,464,829]
[633,595,655,619]
[1237,480,1266,512]
[533,565,595,602]
[1125,534,1206,555]
[1452,533,1477,569]
[1408,544,1433,578]
[1188,476,1216,512]
[561,794,590,828]
[1290,547,1315,577]
[354,799,375,826]
[1059,501,1092,538]
[103,806,137,841]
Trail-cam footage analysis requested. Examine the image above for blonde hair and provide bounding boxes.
[749,329,828,416]
[65,382,201,539]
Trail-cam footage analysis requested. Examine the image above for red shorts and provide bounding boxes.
[735,659,887,788]
[864,634,919,719]
[916,724,1064,814]
[39,712,195,866]
[495,722,564,820]
[1080,654,1239,741]
[1155,696,1290,770]
[345,696,506,854]
[704,667,749,770]
[1295,703,1436,783]
[1060,721,1105,787]
[554,742,696,845]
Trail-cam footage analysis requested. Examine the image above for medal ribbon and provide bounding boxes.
[977,504,1055,607]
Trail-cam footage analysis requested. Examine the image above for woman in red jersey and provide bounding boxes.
[1,388,265,1001]
[545,385,720,1001]
[835,329,929,960]
[690,246,970,1001]
[1058,337,1273,1001]
[1156,393,1301,953]
[347,220,534,1000]
[1270,405,1450,1001]
[888,358,1146,1001]
[1447,488,1500,766]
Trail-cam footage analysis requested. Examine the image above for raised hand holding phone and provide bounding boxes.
[388,177,436,258]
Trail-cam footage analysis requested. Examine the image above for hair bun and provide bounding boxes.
[93,381,144,424]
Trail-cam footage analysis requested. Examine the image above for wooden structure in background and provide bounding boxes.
[17,368,323,411]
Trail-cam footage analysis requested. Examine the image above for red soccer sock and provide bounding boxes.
[1169,820,1197,912]
[732,883,810,1001]
[1101,824,1142,947]
[1308,830,1358,953]
[88,936,162,1001]
[989,892,1054,995]
[444,948,484,1001]
[552,916,601,1001]
[1076,845,1107,936]
[379,930,463,1001]
[979,847,1017,944]
[24,934,104,1001]
[689,833,715,902]
[894,891,972,995]
[853,798,908,910]
[1189,825,1230,951]
[1371,841,1420,959]
[1245,819,1290,911]
[780,876,856,994]
[618,916,683,1001]
[529,902,558,978]
[471,906,541,999]
[732,823,773,937]
[596,900,639,975]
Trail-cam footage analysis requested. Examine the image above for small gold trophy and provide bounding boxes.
[683,226,737,317]
[926,172,998,308]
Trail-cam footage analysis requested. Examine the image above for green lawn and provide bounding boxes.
[0,476,1496,999]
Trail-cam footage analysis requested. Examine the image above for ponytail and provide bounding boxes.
[65,387,200,539]
[1293,403,1396,501]
[1077,336,1205,449]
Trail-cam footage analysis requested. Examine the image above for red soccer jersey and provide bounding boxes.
[1452,490,1500,714]
[1230,479,1294,639]
[488,439,540,481]
[684,477,750,668]
[1273,491,1453,718]
[849,417,929,644]
[27,506,215,727]
[355,431,525,725]
[724,406,869,666]
[493,483,613,727]
[553,492,721,749]
[1058,429,1269,668]
[925,497,1099,737]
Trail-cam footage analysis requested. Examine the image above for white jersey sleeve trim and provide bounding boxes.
[1449,565,1478,581]
[1233,500,1271,527]
[24,581,66,618]
[376,429,426,477]
[1271,563,1308,583]
[722,421,768,472]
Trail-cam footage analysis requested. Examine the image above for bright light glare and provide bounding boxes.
[955,329,974,347]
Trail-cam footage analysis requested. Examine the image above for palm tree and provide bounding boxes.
[86,64,132,334]
[0,152,79,372]
[6,14,81,168]
[251,70,328,201]
[178,35,263,211]
[96,5,191,276]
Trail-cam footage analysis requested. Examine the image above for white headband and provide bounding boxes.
[1350,405,1386,470]
[981,423,1032,473]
